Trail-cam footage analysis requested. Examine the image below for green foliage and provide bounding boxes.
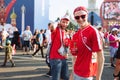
[67,21,78,31]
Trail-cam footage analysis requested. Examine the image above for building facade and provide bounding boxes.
[100,0,120,31]
[5,0,49,33]
[87,0,102,26]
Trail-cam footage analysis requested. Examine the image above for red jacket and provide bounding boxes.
[50,27,66,59]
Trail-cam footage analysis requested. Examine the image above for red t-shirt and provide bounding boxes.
[104,32,108,38]
[72,25,102,77]
[50,27,66,59]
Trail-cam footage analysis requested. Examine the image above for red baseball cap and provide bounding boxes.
[73,6,88,14]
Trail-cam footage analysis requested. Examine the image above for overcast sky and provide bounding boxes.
[49,0,104,21]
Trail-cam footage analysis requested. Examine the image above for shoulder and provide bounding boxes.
[51,28,58,35]
[8,46,12,48]
[23,31,26,34]
[88,25,98,32]
[46,30,51,33]
[109,34,113,37]
[5,46,8,48]
[87,25,100,36]
[36,33,40,36]
[10,46,12,48]
[73,30,79,39]
[29,31,32,33]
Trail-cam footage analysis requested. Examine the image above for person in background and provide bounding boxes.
[1,40,15,67]
[1,28,9,47]
[109,28,119,68]
[104,31,109,48]
[7,28,14,43]
[45,22,54,77]
[32,29,39,52]
[118,29,120,38]
[70,6,104,80]
[41,29,47,48]
[113,35,120,80]
[68,29,75,40]
[22,26,33,55]
[49,15,70,80]
[96,26,105,47]
[32,29,44,58]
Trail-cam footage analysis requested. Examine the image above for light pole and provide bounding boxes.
[21,5,25,33]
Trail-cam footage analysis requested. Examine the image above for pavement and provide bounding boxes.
[0,47,115,80]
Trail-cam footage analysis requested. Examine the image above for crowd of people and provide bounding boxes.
[0,6,120,80]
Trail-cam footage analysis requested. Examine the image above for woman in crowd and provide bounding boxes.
[109,28,119,67]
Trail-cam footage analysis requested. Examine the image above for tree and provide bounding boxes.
[67,21,77,30]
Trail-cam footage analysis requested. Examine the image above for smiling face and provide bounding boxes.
[74,10,88,28]
[60,19,69,30]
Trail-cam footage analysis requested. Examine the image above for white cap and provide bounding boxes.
[61,15,70,21]
[112,28,118,31]
[96,26,102,29]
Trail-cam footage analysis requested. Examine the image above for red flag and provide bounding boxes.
[5,0,16,21]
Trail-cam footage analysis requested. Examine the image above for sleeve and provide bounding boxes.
[91,29,102,52]
[109,35,114,42]
[51,29,57,42]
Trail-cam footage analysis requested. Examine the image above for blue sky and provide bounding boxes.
[34,0,104,29]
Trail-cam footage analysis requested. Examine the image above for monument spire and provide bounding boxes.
[10,8,17,27]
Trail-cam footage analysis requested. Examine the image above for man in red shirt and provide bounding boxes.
[70,6,105,80]
[49,15,70,80]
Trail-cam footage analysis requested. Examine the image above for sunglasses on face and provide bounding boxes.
[74,15,86,20]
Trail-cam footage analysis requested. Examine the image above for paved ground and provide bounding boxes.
[0,48,115,80]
